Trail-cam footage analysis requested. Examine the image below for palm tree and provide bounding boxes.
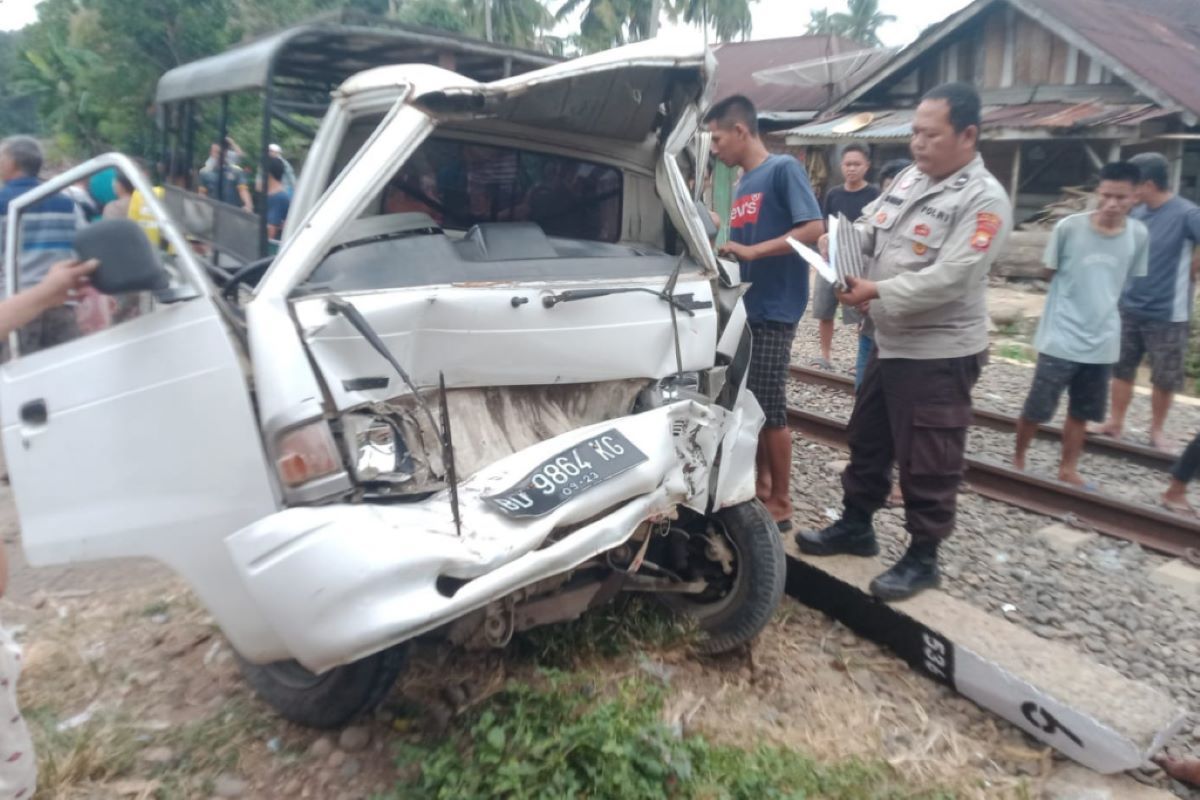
[828,0,895,47]
[806,7,835,35]
[554,0,646,53]
[674,0,756,43]
[465,0,555,49]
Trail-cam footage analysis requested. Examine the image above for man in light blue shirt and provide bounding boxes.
[1013,162,1147,486]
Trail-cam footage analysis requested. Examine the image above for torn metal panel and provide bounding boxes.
[226,400,735,671]
[347,381,648,492]
[292,280,719,412]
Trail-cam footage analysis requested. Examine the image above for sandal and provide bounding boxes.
[775,519,794,534]
[809,357,834,371]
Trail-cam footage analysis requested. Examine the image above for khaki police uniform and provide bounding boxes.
[841,154,1013,543]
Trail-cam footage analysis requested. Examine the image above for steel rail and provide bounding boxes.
[786,406,1200,558]
[789,364,1175,472]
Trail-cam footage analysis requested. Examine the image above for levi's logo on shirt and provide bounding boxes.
[730,192,763,228]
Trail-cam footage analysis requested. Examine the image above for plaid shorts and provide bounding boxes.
[747,321,797,428]
[1114,312,1189,392]
[1021,353,1111,423]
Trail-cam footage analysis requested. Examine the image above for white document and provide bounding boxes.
[786,237,839,287]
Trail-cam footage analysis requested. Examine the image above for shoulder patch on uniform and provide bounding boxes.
[971,212,1002,252]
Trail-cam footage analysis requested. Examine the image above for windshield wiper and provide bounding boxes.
[325,295,464,536]
[541,286,712,316]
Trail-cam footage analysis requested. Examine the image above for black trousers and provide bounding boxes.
[842,350,986,543]
[1171,433,1200,484]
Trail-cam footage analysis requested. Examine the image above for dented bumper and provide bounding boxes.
[225,398,761,672]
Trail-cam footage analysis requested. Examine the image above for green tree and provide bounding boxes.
[395,0,470,31]
[673,0,756,43]
[464,0,555,49]
[0,30,42,138]
[806,0,895,47]
[805,7,834,35]
[554,0,660,53]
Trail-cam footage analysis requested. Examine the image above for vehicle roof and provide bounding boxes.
[350,38,717,143]
[155,19,560,105]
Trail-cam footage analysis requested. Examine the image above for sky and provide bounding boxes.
[0,0,971,47]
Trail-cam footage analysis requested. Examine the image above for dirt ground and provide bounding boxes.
[0,481,1169,800]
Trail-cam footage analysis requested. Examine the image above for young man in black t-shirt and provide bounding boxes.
[811,143,880,369]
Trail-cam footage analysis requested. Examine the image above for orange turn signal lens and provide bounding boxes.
[275,422,341,487]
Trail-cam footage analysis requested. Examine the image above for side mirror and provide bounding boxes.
[73,219,170,295]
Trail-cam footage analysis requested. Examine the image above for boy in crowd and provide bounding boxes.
[1096,152,1200,450]
[812,143,879,370]
[705,94,824,531]
[264,156,291,240]
[1013,162,1147,486]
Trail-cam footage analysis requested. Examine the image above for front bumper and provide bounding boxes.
[226,399,753,672]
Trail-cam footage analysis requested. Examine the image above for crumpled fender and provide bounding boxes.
[225,400,742,671]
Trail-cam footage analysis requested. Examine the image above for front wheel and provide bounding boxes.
[236,644,408,729]
[662,499,786,654]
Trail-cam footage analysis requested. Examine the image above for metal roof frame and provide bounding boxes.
[155,19,560,106]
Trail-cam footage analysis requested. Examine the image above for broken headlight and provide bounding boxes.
[344,413,415,485]
[634,372,707,412]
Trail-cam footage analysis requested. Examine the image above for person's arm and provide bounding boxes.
[0,259,99,339]
[1040,217,1066,282]
[1186,207,1200,280]
[719,158,824,261]
[1130,222,1150,280]
[840,191,1012,316]
[237,179,253,213]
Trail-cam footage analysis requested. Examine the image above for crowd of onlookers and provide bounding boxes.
[805,136,1200,517]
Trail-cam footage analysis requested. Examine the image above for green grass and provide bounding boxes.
[26,697,273,798]
[380,671,956,800]
[995,343,1035,364]
[509,597,698,668]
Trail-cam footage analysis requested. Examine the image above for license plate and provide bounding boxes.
[485,430,648,518]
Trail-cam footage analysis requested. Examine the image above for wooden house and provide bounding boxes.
[781,0,1200,222]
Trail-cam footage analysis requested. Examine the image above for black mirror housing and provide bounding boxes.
[73,219,170,295]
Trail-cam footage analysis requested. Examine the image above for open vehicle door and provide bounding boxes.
[0,154,282,656]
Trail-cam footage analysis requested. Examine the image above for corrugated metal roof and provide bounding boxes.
[1026,0,1200,119]
[782,102,1172,143]
[781,109,917,141]
[712,35,885,113]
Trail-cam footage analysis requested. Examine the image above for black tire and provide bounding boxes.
[236,644,408,729]
[664,499,786,654]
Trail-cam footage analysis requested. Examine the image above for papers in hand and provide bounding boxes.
[787,213,867,292]
[786,236,837,286]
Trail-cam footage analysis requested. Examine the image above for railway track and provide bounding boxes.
[786,367,1199,558]
[789,364,1174,472]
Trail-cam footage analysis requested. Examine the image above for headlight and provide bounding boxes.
[345,413,414,484]
[634,372,706,411]
[275,421,342,487]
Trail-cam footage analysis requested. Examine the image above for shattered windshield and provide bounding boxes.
[379,138,622,242]
[298,135,695,293]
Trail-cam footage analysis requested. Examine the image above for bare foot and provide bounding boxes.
[1162,492,1196,516]
[1091,421,1122,438]
[1012,453,1026,471]
[1057,471,1095,491]
[1149,430,1173,452]
[886,485,904,508]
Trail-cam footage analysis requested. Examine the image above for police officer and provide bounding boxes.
[797,82,1013,601]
